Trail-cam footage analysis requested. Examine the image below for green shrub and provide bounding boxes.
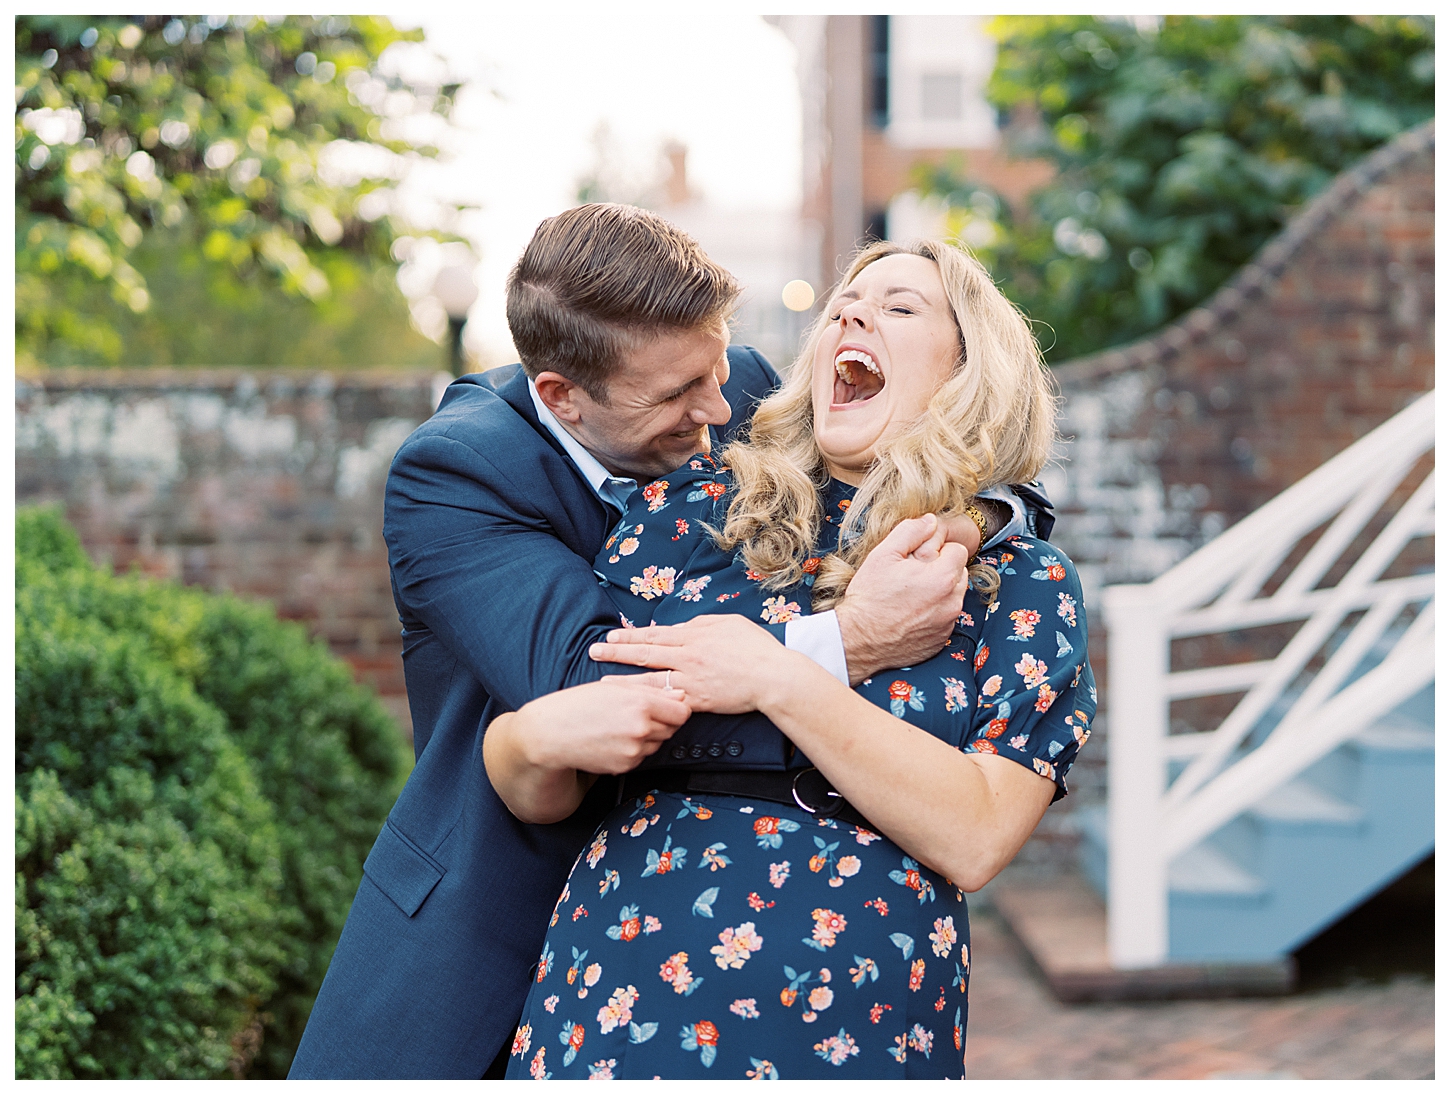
[15,588,285,1077]
[15,508,410,1077]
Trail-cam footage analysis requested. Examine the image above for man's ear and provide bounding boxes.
[533,371,588,424]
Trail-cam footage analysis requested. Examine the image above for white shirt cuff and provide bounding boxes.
[785,610,850,685]
[979,485,1027,549]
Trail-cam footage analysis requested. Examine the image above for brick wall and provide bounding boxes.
[15,368,446,739]
[14,123,1433,846]
[1019,121,1435,865]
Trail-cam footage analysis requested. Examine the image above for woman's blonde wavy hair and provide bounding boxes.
[715,238,1057,610]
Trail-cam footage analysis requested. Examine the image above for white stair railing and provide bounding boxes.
[1101,390,1434,968]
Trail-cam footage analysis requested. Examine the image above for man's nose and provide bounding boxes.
[688,371,732,426]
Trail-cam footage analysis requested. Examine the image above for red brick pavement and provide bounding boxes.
[964,900,1434,1080]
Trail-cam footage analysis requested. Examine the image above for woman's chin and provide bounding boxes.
[816,416,884,468]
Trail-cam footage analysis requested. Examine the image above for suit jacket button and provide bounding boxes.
[672,744,687,760]
[690,744,704,759]
[707,743,723,758]
[726,741,743,757]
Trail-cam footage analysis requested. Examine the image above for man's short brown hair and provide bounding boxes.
[505,203,741,402]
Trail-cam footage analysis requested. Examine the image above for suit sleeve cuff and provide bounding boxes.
[784,610,850,685]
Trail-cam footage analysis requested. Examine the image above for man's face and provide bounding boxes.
[552,325,732,482]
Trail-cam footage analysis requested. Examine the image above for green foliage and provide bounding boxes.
[921,15,1434,361]
[15,508,411,1077]
[36,225,441,367]
[16,15,461,368]
[15,503,91,572]
[17,573,285,1076]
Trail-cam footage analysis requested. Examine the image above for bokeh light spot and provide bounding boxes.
[781,279,815,312]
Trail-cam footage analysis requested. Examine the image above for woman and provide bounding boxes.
[488,241,1095,1079]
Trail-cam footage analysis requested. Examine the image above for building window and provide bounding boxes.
[869,15,890,128]
[920,71,962,122]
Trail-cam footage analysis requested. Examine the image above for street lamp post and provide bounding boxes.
[432,261,479,376]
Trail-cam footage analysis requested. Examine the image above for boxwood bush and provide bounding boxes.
[15,508,410,1078]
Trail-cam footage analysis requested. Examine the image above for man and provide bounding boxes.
[290,204,1049,1078]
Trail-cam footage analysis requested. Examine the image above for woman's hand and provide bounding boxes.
[516,675,692,774]
[589,615,800,715]
[483,676,691,824]
[938,512,984,558]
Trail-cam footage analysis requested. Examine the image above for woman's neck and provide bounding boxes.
[823,458,863,487]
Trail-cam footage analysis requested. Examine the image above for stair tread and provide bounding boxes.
[989,875,1295,1000]
[1250,778,1362,824]
[1169,843,1264,896]
[1352,718,1434,752]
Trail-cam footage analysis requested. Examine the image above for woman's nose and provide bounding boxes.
[838,299,873,329]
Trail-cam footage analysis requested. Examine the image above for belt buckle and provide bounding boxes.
[791,767,844,818]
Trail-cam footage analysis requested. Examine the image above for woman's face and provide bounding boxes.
[811,253,961,484]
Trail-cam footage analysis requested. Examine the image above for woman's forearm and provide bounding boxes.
[483,677,692,825]
[588,617,1056,889]
[755,652,1054,890]
[483,711,597,825]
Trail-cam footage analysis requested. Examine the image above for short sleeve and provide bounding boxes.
[962,537,1096,801]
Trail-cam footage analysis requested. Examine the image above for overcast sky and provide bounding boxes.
[388,11,802,364]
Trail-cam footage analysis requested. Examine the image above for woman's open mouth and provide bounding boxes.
[833,349,885,407]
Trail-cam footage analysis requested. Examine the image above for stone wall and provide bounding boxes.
[14,123,1433,854]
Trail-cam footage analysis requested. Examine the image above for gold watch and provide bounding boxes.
[962,504,990,558]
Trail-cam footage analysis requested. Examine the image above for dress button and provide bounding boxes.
[726,741,743,757]
[672,744,687,760]
[707,743,723,758]
[690,744,704,759]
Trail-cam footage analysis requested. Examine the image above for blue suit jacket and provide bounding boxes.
[289,346,787,1078]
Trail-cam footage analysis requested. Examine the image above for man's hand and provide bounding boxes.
[836,514,972,685]
[483,676,691,824]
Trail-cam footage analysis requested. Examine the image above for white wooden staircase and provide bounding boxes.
[1082,390,1434,968]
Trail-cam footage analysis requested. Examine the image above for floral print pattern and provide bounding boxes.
[760,595,803,624]
[628,566,677,600]
[711,922,765,969]
[506,789,978,1080]
[506,458,1095,1079]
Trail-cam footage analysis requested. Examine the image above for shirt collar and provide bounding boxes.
[528,377,638,513]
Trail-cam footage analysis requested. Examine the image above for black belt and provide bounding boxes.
[617,767,873,831]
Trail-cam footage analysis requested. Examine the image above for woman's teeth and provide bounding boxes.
[832,350,885,404]
[834,350,882,385]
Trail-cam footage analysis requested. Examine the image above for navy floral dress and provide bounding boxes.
[504,454,1095,1080]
